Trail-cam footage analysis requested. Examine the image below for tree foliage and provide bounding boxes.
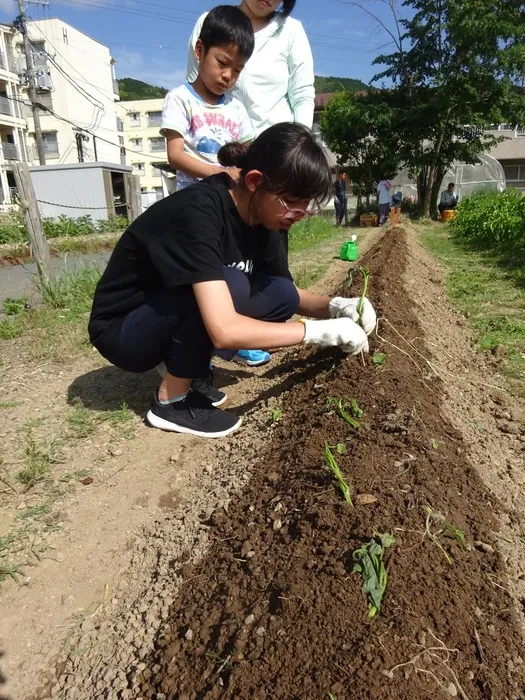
[322,0,525,217]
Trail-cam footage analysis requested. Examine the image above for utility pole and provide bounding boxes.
[15,0,46,165]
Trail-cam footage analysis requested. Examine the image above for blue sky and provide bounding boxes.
[0,0,396,89]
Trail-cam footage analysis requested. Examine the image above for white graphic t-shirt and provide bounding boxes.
[161,83,254,190]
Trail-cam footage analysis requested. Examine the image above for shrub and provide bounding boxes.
[0,212,27,244]
[451,188,525,251]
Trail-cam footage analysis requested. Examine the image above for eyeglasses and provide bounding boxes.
[277,196,319,221]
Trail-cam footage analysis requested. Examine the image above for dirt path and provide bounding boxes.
[0,228,384,700]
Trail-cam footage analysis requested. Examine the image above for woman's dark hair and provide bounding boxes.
[280,0,296,17]
[218,122,332,203]
[199,5,255,59]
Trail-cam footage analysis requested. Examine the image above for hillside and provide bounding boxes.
[118,78,168,101]
[118,76,367,100]
[314,75,368,93]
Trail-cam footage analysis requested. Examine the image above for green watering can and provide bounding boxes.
[340,235,358,261]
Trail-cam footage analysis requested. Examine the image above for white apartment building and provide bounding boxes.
[0,18,123,207]
[0,24,30,205]
[23,18,121,167]
[117,97,168,200]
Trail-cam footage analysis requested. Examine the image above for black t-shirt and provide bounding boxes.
[88,174,291,347]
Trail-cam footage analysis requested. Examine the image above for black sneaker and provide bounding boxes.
[146,390,241,438]
[191,370,227,407]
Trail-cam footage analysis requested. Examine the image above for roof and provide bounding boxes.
[315,93,334,109]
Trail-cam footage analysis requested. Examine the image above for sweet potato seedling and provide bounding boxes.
[325,397,362,429]
[445,523,468,551]
[324,442,353,506]
[353,532,395,620]
[372,352,387,367]
[270,407,283,423]
[345,266,370,322]
[421,504,452,564]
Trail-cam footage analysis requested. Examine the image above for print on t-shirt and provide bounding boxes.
[161,84,254,190]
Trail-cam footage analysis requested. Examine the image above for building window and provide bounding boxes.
[147,111,162,127]
[504,165,520,181]
[130,137,143,150]
[149,136,165,152]
[133,162,145,173]
[42,131,59,157]
[128,112,140,126]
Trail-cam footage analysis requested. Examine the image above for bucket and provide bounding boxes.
[441,209,455,222]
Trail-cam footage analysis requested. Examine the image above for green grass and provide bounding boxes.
[17,428,62,489]
[288,215,340,253]
[69,398,135,439]
[0,265,102,361]
[421,224,525,394]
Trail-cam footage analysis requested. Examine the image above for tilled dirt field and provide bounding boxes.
[36,228,525,700]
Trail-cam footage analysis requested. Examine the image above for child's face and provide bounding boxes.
[195,42,247,97]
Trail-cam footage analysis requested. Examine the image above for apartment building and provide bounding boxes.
[117,98,167,200]
[0,24,30,205]
[23,18,121,167]
[485,125,525,192]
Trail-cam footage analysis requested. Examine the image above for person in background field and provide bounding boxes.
[161,6,255,192]
[334,171,347,226]
[377,177,392,225]
[187,0,315,137]
[88,124,377,439]
[438,182,458,216]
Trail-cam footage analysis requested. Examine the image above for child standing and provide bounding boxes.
[161,5,269,367]
[161,5,255,191]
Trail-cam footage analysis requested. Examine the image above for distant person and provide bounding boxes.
[334,171,347,226]
[391,191,402,208]
[161,6,255,192]
[438,182,458,215]
[88,124,377,439]
[377,177,392,225]
[187,0,315,137]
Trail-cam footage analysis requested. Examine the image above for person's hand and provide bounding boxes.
[328,296,377,335]
[301,318,369,355]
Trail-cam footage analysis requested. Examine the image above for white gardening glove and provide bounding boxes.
[301,317,369,355]
[328,296,377,335]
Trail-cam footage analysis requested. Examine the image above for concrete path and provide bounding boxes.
[0,252,111,313]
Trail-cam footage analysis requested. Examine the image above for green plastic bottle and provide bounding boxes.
[340,235,358,261]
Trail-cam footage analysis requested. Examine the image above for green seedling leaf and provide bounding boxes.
[353,532,395,619]
[432,439,439,450]
[270,407,283,423]
[325,397,361,428]
[445,524,468,550]
[372,352,387,367]
[324,442,353,506]
[336,442,346,455]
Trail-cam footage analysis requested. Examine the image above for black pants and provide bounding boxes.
[438,203,456,214]
[106,267,299,379]
[335,197,347,223]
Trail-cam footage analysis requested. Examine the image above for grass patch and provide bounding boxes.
[0,401,21,409]
[69,399,135,440]
[17,428,62,490]
[0,264,102,361]
[421,224,525,394]
[288,215,340,253]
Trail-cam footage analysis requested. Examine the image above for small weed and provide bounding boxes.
[324,442,353,506]
[335,442,346,455]
[353,532,395,619]
[372,352,387,367]
[431,439,439,450]
[2,297,28,315]
[0,401,21,409]
[59,469,89,483]
[98,402,135,439]
[0,562,23,583]
[270,407,283,423]
[68,398,96,438]
[16,503,52,520]
[17,428,61,489]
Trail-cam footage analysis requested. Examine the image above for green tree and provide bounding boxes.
[369,0,525,216]
[320,91,399,211]
[314,75,369,93]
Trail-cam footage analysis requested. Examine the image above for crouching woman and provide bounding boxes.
[88,123,377,438]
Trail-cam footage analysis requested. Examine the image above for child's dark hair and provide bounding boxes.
[199,5,254,59]
[218,123,332,203]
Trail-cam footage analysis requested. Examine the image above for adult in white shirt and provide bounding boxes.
[187,0,315,136]
[377,178,392,225]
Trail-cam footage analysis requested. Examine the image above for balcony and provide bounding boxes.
[7,50,21,74]
[2,142,19,160]
[150,139,165,152]
[0,96,13,117]
[0,51,6,72]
